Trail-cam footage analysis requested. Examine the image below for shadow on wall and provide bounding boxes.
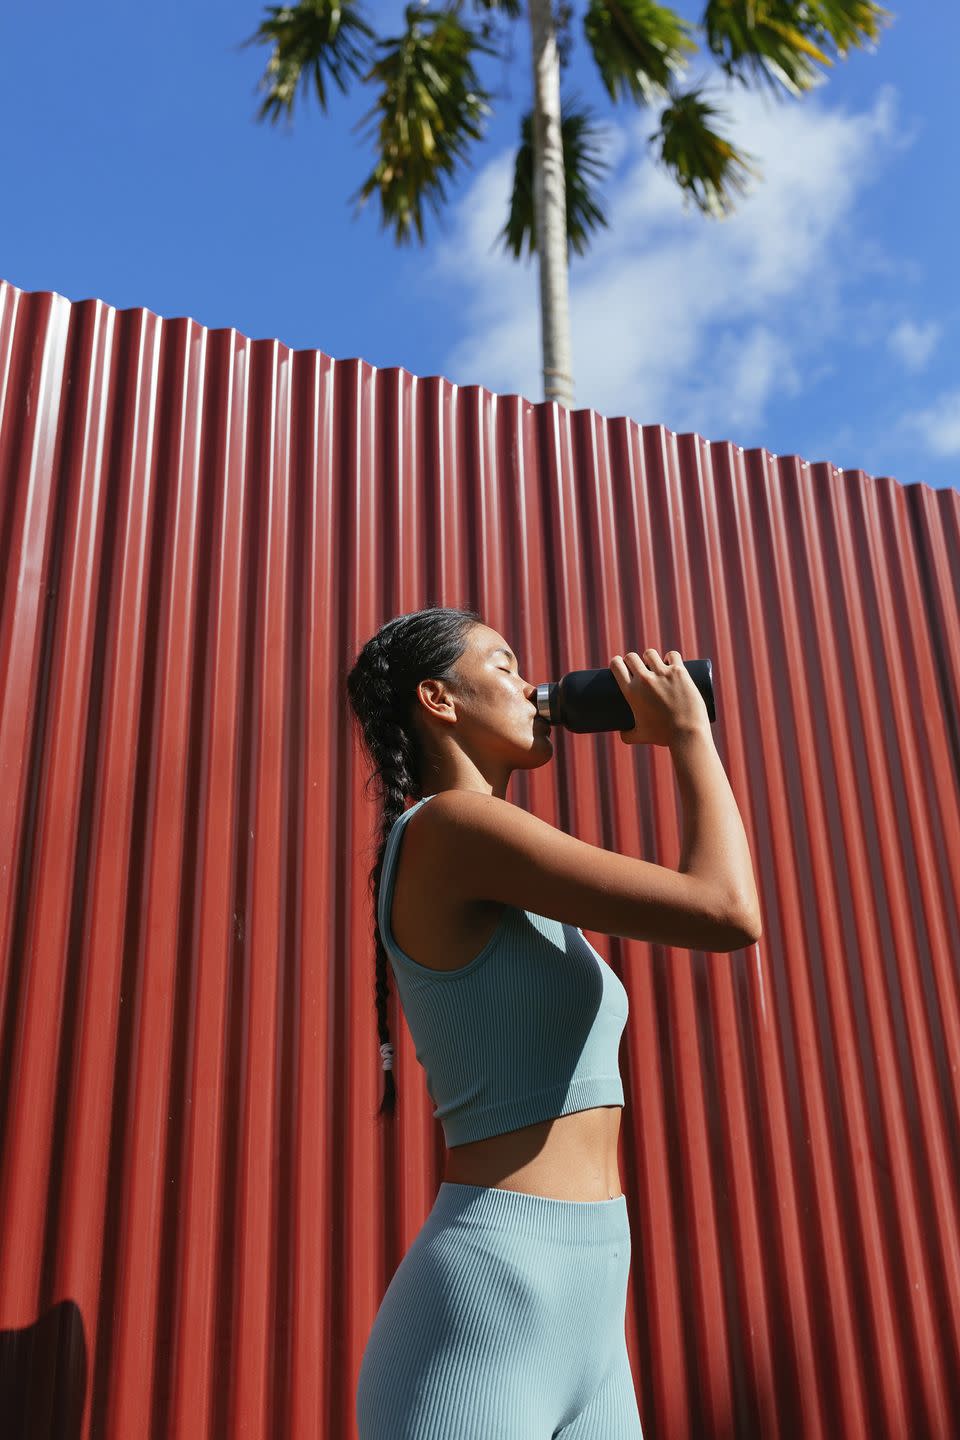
[0,1301,85,1439]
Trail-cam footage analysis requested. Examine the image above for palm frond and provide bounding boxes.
[468,0,523,21]
[497,95,614,260]
[239,0,378,123]
[806,0,893,53]
[702,0,894,98]
[348,4,500,245]
[582,0,698,107]
[649,85,761,216]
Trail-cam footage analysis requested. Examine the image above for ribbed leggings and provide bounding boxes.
[356,1181,644,1439]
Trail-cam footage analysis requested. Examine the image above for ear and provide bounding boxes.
[416,677,457,724]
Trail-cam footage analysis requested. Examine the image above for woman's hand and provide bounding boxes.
[610,649,710,747]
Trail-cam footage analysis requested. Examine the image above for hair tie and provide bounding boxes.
[380,1042,395,1071]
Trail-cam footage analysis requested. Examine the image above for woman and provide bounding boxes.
[346,605,761,1438]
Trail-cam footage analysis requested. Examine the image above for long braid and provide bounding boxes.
[345,605,481,1119]
[363,639,418,1115]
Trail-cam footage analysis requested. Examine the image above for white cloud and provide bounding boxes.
[428,81,907,437]
[899,389,960,457]
[887,318,941,371]
[679,324,803,434]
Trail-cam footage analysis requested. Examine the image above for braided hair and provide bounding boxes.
[345,604,483,1117]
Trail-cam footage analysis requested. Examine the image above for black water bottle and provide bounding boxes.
[534,659,715,734]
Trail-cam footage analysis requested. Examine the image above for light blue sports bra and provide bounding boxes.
[377,794,629,1147]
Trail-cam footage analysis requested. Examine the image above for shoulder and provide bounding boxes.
[405,790,518,880]
[413,790,519,843]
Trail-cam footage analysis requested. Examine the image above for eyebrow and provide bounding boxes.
[490,646,519,666]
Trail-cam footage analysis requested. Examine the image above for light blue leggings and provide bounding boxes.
[356,1181,644,1439]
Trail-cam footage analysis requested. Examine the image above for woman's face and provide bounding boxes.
[460,624,552,760]
[412,623,553,795]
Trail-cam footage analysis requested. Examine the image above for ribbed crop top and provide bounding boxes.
[377,793,629,1147]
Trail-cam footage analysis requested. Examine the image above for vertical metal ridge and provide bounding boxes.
[1,274,959,1438]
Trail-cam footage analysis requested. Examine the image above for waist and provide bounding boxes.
[444,1105,623,1202]
[432,1181,629,1246]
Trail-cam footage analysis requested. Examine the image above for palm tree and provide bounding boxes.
[238,0,893,408]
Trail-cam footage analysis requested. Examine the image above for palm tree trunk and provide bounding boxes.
[528,0,574,408]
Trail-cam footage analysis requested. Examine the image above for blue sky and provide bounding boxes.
[2,1,957,489]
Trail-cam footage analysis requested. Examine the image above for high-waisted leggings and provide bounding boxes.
[356,1181,644,1439]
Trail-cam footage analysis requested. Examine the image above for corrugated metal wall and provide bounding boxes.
[0,273,958,1440]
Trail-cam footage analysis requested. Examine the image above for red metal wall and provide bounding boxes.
[0,274,958,1439]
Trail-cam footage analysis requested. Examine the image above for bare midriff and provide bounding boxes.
[390,807,624,1203]
[444,1105,623,1202]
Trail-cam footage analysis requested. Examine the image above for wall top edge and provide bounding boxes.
[4,273,943,493]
